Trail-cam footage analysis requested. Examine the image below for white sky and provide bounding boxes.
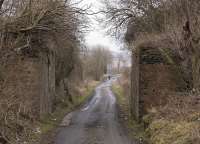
[78,0,123,52]
[75,0,131,66]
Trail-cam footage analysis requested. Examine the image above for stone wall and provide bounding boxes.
[140,64,178,114]
[1,54,41,117]
[131,45,189,120]
[0,44,58,118]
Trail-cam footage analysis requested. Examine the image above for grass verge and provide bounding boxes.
[112,83,147,143]
[38,81,99,144]
[143,100,200,144]
[112,83,200,144]
[145,118,200,144]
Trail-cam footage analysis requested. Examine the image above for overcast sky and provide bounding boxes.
[78,0,123,52]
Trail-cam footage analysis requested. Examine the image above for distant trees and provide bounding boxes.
[83,45,113,81]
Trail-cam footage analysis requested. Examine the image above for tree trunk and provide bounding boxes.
[0,0,4,10]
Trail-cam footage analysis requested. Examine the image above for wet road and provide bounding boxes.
[55,80,133,144]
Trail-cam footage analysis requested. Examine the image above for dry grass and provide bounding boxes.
[160,95,200,120]
[144,94,200,144]
[147,119,200,144]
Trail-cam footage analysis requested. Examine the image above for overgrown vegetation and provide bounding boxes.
[104,0,200,89]
[0,0,98,143]
[104,0,200,143]
[1,0,199,143]
[144,94,200,144]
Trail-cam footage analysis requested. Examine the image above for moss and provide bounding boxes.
[39,102,73,134]
[112,84,125,105]
[74,84,96,105]
[127,119,147,140]
[143,113,154,125]
[159,48,175,65]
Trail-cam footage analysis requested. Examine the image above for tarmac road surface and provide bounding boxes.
[55,79,134,144]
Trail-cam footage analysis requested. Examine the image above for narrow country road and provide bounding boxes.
[55,79,134,144]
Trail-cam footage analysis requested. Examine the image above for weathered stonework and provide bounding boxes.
[130,44,189,120]
[0,37,72,118]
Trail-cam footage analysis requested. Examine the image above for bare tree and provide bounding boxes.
[102,0,164,38]
[84,46,113,81]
